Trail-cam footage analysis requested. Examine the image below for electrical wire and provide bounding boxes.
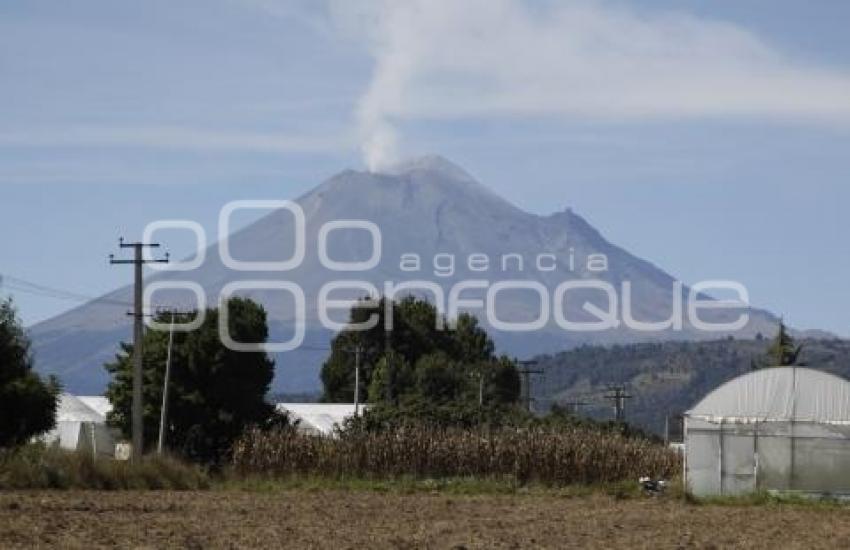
[0,273,192,312]
[0,274,132,307]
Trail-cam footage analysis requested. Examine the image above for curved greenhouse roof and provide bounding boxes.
[686,367,850,425]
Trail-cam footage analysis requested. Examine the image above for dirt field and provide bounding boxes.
[0,489,848,549]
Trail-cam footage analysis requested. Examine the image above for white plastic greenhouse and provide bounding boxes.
[684,367,850,497]
[276,403,366,436]
[40,393,116,458]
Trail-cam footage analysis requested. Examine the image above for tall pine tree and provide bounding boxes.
[753,319,804,369]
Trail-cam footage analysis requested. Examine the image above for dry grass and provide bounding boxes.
[0,445,209,490]
[231,425,680,485]
[1,489,849,549]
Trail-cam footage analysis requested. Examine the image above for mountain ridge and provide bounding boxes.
[30,155,789,393]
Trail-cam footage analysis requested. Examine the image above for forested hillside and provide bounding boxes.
[533,338,850,435]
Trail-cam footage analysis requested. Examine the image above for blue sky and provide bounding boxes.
[1,0,849,336]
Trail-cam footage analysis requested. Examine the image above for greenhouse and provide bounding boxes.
[40,393,116,459]
[276,403,365,436]
[684,367,850,496]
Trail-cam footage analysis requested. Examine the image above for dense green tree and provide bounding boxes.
[0,297,60,448]
[104,297,277,463]
[486,356,523,405]
[413,352,464,403]
[367,351,413,404]
[321,296,520,408]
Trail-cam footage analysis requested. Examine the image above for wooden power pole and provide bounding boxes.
[110,238,168,461]
[518,360,544,413]
[342,343,364,416]
[605,384,633,423]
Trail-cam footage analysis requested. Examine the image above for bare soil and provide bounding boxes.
[0,489,848,549]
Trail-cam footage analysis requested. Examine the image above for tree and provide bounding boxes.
[414,352,464,403]
[321,296,520,409]
[104,297,277,463]
[367,351,412,404]
[487,356,523,404]
[0,297,60,448]
[753,320,804,369]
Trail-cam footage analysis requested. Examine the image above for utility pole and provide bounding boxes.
[468,366,486,407]
[157,310,177,455]
[478,372,484,407]
[561,399,589,416]
[342,343,363,416]
[384,305,395,405]
[518,360,543,413]
[605,384,632,423]
[157,307,202,454]
[110,238,168,461]
[354,345,361,416]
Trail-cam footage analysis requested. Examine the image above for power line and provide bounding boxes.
[1,272,338,350]
[0,273,199,315]
[298,344,332,351]
[0,274,133,307]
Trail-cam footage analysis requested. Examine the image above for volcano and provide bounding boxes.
[30,155,781,393]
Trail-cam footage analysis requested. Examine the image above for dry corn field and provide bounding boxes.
[231,426,680,484]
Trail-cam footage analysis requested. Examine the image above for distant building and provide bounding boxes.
[276,403,366,436]
[685,367,850,497]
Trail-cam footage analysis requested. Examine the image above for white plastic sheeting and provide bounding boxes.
[687,367,850,425]
[56,393,104,423]
[276,403,366,436]
[41,393,116,458]
[77,396,113,418]
[685,368,850,496]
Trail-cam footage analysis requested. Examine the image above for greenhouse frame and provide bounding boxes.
[684,367,850,496]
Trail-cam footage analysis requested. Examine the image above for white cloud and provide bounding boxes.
[330,0,850,170]
[0,126,352,154]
